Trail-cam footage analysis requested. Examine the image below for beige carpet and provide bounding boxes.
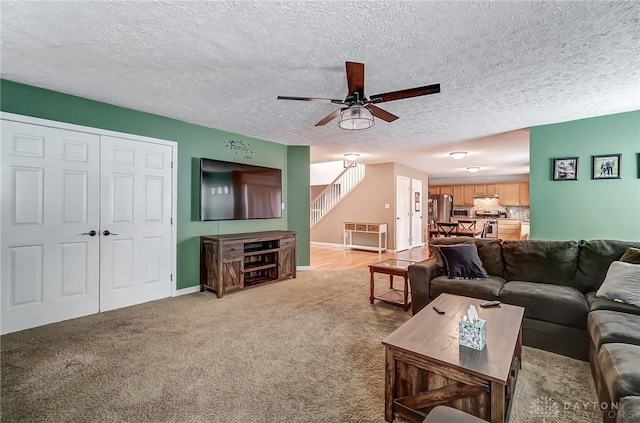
[2,270,602,422]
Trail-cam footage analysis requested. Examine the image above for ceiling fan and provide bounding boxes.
[277,61,440,130]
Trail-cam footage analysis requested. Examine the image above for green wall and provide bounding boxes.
[530,111,640,241]
[287,147,311,266]
[1,79,311,289]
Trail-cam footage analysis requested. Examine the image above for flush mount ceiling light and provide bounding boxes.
[467,167,480,173]
[450,152,467,160]
[344,153,360,161]
[338,105,375,130]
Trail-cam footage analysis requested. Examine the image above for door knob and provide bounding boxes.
[103,230,118,236]
[81,230,97,237]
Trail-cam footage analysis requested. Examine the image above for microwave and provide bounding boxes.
[452,208,471,217]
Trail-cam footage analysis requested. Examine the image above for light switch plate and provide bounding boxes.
[385,204,390,209]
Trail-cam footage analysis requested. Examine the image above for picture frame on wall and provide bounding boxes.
[637,153,640,179]
[552,157,579,181]
[592,154,621,179]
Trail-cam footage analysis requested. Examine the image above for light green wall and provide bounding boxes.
[287,147,310,266]
[1,79,311,288]
[530,111,640,241]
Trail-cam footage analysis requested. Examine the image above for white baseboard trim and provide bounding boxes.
[310,241,344,248]
[174,286,200,296]
[297,266,311,271]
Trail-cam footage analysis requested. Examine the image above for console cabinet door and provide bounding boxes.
[222,258,243,292]
[279,248,296,279]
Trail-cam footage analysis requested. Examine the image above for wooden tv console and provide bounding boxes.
[200,231,296,298]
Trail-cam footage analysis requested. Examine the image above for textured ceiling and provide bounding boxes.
[2,1,639,178]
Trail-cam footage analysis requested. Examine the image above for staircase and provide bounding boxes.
[310,162,365,227]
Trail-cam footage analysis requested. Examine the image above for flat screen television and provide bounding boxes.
[199,158,282,221]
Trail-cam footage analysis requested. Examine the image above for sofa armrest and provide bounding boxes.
[408,258,442,315]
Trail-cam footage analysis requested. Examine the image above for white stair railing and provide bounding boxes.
[310,162,365,227]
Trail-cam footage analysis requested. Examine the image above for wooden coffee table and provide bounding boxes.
[369,259,415,311]
[382,293,524,423]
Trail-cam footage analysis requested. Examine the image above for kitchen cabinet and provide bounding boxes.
[438,186,453,195]
[485,184,499,195]
[431,182,528,205]
[463,185,475,206]
[452,185,464,206]
[473,184,499,196]
[498,219,521,240]
[519,182,530,206]
[499,183,520,206]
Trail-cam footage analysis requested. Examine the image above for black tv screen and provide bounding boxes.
[200,158,282,221]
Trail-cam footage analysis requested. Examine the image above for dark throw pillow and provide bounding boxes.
[437,244,488,280]
[621,247,640,265]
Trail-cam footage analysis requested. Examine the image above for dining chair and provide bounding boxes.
[457,220,477,231]
[436,222,459,237]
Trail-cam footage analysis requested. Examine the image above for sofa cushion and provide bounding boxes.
[585,292,640,316]
[437,244,488,279]
[575,240,640,293]
[502,240,580,286]
[430,275,506,302]
[598,343,640,403]
[429,237,504,277]
[498,281,588,329]
[596,261,640,307]
[588,310,640,351]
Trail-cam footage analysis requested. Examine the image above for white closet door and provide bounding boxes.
[1,121,100,334]
[411,179,423,248]
[99,136,173,311]
[395,176,411,252]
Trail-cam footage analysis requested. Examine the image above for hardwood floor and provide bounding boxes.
[310,244,431,270]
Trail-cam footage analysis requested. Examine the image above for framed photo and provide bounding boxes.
[414,192,421,212]
[637,153,640,179]
[592,154,621,179]
[552,157,578,181]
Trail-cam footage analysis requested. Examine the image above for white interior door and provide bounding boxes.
[411,179,423,248]
[99,136,173,311]
[396,176,411,252]
[1,121,100,334]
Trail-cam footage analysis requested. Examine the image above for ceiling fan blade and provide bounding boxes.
[315,109,342,126]
[368,104,399,123]
[369,83,441,103]
[278,96,344,104]
[345,62,365,97]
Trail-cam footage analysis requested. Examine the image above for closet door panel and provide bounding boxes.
[1,121,100,334]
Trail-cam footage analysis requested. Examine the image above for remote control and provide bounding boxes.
[480,301,501,308]
[433,306,445,315]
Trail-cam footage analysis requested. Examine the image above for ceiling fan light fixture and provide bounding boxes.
[344,153,360,161]
[467,166,480,173]
[450,152,467,160]
[338,105,374,130]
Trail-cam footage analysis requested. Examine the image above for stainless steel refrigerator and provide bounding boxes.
[428,194,453,224]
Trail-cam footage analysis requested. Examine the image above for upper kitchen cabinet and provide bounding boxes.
[452,185,474,206]
[519,182,530,206]
[463,185,475,206]
[498,183,520,205]
[474,184,499,196]
[439,186,453,195]
[429,186,439,195]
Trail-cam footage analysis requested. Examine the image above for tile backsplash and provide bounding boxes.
[469,197,530,220]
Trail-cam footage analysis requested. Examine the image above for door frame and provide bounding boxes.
[411,178,423,248]
[0,112,179,297]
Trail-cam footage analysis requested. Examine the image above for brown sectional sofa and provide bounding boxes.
[407,238,640,423]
